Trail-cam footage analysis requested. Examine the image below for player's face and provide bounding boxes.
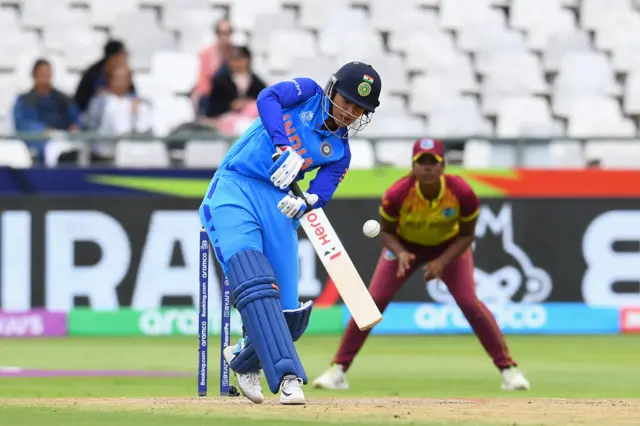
[413,154,443,184]
[331,93,365,127]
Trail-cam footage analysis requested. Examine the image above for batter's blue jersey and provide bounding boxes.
[217,77,351,208]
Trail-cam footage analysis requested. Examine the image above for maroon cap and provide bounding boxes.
[412,138,444,162]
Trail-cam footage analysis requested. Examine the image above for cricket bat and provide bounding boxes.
[271,152,382,330]
[297,204,383,330]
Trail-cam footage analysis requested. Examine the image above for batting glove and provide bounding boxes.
[277,192,319,220]
[268,147,304,190]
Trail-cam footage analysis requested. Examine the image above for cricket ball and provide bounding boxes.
[362,220,381,238]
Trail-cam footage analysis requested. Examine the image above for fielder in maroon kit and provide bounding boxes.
[312,139,530,391]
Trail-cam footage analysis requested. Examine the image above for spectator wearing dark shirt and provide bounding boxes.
[201,46,266,135]
[12,58,82,161]
[74,39,135,113]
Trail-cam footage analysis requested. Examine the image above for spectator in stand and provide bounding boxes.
[200,46,266,135]
[86,64,152,157]
[74,39,136,113]
[191,18,235,114]
[12,58,82,162]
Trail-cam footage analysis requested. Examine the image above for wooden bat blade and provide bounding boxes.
[300,208,382,330]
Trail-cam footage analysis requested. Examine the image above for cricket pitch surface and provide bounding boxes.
[3,397,639,425]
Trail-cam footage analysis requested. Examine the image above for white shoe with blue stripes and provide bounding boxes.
[223,338,264,404]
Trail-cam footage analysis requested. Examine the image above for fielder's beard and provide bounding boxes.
[322,77,372,138]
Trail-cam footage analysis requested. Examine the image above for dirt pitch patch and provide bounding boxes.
[2,397,639,425]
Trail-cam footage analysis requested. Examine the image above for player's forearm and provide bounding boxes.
[381,231,408,256]
[438,235,474,266]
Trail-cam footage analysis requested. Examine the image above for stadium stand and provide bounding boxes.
[0,0,639,168]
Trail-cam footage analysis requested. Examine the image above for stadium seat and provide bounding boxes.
[114,140,171,168]
[553,52,620,99]
[347,139,376,169]
[250,12,297,56]
[496,97,556,138]
[318,27,383,58]
[89,0,139,27]
[59,28,107,71]
[299,0,352,31]
[229,0,282,32]
[584,139,640,168]
[526,10,577,51]
[426,97,493,138]
[595,14,640,52]
[375,140,413,167]
[183,140,229,168]
[457,10,508,53]
[150,51,199,94]
[151,96,196,137]
[611,33,640,73]
[474,30,529,75]
[511,0,564,33]
[409,75,462,115]
[369,2,438,32]
[439,0,494,31]
[267,30,317,72]
[0,139,33,168]
[581,0,634,31]
[111,9,162,42]
[462,139,517,168]
[623,72,640,115]
[163,3,223,32]
[361,114,425,138]
[541,30,591,72]
[566,97,635,137]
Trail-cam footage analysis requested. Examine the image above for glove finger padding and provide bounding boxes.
[269,148,304,190]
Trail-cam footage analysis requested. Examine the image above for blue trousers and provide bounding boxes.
[199,170,300,310]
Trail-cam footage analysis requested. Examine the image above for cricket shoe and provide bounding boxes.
[279,375,305,405]
[311,364,349,390]
[501,366,530,391]
[223,340,264,404]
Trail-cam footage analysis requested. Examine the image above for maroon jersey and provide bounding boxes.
[379,174,479,247]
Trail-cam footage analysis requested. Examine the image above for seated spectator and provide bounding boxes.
[74,39,136,113]
[12,58,82,162]
[191,19,234,114]
[86,64,152,156]
[201,46,266,135]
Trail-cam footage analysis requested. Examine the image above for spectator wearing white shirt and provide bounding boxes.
[86,65,152,155]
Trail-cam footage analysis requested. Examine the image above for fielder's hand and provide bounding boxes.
[277,192,319,220]
[423,258,445,281]
[396,251,416,278]
[269,147,304,190]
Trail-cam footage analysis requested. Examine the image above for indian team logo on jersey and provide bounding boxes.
[320,141,333,157]
[426,203,552,304]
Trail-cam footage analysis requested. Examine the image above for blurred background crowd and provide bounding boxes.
[0,0,639,169]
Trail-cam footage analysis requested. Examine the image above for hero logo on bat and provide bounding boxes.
[426,203,553,304]
[306,212,342,261]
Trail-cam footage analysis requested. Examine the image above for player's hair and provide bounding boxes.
[31,58,50,76]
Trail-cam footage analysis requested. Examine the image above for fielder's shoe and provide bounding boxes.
[501,366,530,391]
[312,364,349,390]
[279,375,305,405]
[223,340,264,404]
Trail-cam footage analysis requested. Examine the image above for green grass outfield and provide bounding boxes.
[0,335,639,425]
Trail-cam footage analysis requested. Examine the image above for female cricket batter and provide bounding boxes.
[200,62,382,405]
[313,138,530,392]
